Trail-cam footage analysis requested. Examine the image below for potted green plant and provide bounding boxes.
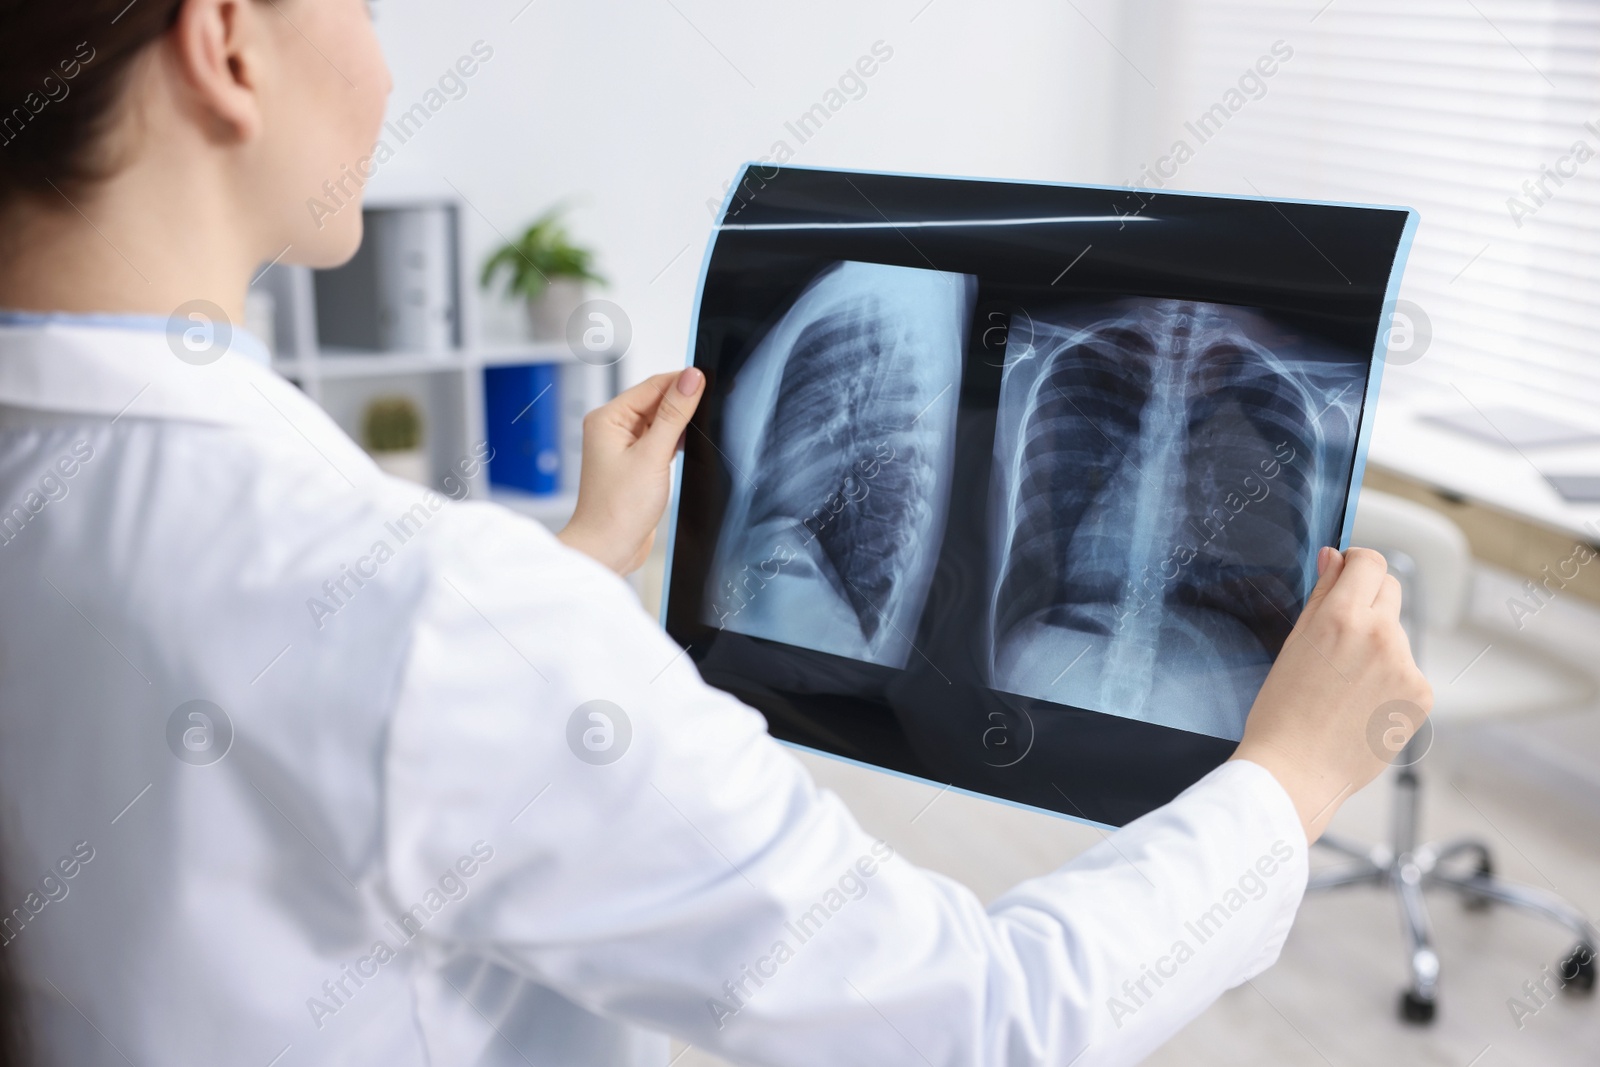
[480,205,605,341]
[362,395,429,485]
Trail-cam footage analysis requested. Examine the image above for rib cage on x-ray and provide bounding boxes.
[988,299,1362,739]
[705,260,975,668]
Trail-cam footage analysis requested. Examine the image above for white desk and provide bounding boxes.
[1365,363,1600,545]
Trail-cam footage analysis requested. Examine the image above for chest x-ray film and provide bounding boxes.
[664,166,1415,826]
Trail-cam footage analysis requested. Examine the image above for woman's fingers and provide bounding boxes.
[640,367,704,454]
[1302,546,1345,615]
[1325,546,1389,611]
[561,367,705,575]
[606,372,685,425]
[1373,573,1403,620]
[588,369,705,453]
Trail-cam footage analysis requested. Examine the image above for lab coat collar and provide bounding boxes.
[0,316,289,431]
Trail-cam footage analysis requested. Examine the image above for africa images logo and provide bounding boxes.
[166,701,233,767]
[566,701,632,766]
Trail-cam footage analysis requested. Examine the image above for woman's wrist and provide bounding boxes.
[1229,744,1341,844]
[558,510,652,576]
[557,516,621,573]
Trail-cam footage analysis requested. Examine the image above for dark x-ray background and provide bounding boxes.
[665,166,1410,826]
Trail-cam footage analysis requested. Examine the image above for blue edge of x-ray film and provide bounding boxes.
[658,163,1420,833]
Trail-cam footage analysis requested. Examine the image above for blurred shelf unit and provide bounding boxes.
[251,197,619,529]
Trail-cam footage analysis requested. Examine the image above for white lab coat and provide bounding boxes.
[0,317,1308,1067]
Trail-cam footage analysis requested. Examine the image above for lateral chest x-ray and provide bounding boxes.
[706,260,974,669]
[666,166,1415,826]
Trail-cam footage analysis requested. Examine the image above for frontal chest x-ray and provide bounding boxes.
[666,166,1414,825]
[987,299,1363,739]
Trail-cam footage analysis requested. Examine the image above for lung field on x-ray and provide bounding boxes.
[987,298,1362,739]
[705,260,976,668]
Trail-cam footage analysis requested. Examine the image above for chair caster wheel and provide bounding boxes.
[1399,990,1437,1024]
[1560,945,1596,995]
[1462,857,1494,912]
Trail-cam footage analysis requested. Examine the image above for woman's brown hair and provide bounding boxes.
[0,0,185,199]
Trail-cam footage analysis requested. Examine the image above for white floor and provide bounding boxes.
[644,563,1600,1066]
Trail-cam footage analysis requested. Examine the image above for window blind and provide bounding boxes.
[1144,0,1600,407]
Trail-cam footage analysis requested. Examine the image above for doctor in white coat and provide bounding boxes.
[0,1,1430,1065]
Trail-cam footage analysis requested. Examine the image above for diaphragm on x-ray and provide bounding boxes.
[704,260,976,667]
[987,299,1362,738]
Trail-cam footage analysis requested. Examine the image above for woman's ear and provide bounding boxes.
[169,0,268,142]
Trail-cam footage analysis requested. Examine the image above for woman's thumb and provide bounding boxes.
[643,368,705,453]
[1304,546,1344,611]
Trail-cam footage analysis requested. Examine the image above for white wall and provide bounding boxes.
[363,0,1123,381]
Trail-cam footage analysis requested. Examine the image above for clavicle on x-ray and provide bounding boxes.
[666,165,1413,824]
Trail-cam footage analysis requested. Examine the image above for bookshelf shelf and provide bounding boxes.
[473,343,601,368]
[299,349,460,380]
[252,194,620,531]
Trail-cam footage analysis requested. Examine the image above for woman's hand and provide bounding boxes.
[1231,546,1434,843]
[557,368,706,575]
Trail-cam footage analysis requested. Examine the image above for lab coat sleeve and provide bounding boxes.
[383,503,1309,1067]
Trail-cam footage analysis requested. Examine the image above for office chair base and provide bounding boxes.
[1308,767,1599,1026]
[1399,989,1436,1024]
